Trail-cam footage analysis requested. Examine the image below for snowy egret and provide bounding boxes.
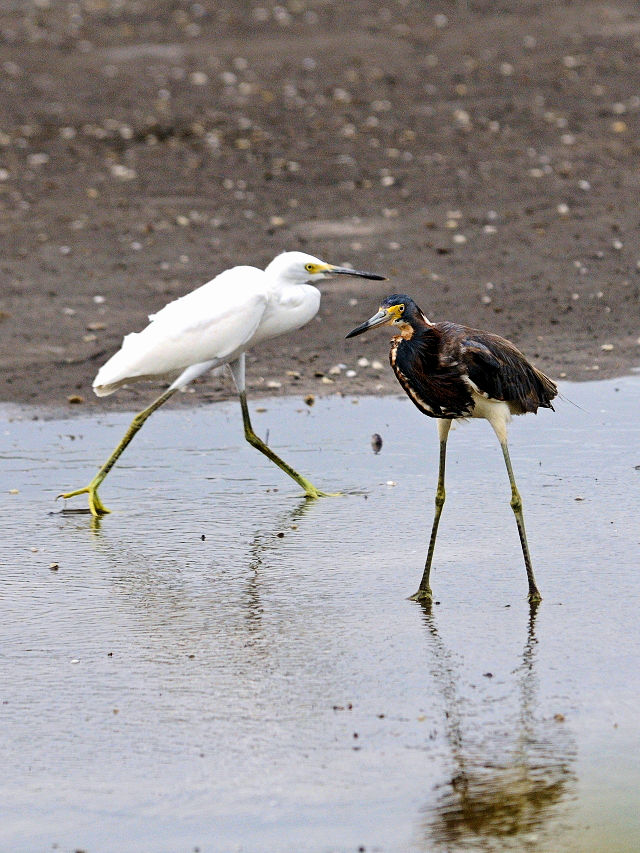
[58,251,385,516]
[346,295,557,602]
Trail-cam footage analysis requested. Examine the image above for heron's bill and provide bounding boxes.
[345,307,394,338]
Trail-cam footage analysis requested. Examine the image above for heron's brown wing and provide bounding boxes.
[392,331,474,418]
[461,331,557,413]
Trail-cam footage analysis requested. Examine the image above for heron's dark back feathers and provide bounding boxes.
[456,326,557,414]
[390,318,557,419]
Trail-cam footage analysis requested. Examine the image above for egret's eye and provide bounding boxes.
[305,263,315,272]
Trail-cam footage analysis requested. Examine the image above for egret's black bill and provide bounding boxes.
[345,308,390,338]
[331,266,387,281]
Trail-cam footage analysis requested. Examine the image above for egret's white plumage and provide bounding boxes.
[59,250,385,516]
[94,255,324,396]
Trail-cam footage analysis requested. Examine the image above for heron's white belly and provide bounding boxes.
[470,393,511,442]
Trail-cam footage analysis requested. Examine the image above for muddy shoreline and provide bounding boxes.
[1,1,639,415]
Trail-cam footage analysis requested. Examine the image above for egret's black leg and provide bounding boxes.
[237,391,335,498]
[57,388,177,517]
[500,440,542,602]
[410,419,451,602]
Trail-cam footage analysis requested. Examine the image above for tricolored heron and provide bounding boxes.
[58,251,385,516]
[346,294,557,603]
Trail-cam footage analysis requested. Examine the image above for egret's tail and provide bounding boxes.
[92,379,122,397]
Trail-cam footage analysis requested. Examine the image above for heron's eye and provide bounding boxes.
[398,304,405,313]
[305,263,315,272]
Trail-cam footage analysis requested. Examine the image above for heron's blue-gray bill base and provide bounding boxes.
[57,251,386,517]
[346,294,557,603]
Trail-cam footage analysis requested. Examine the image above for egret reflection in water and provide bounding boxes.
[417,603,577,850]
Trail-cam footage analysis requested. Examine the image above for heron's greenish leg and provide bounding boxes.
[500,440,542,602]
[58,388,177,517]
[410,419,451,602]
[237,391,336,498]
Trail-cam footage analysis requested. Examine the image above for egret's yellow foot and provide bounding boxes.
[57,484,111,517]
[300,481,341,499]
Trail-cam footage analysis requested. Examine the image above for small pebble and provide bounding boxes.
[304,394,315,406]
[49,563,59,571]
[345,370,357,378]
[371,433,383,454]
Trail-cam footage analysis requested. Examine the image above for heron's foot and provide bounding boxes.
[409,587,433,603]
[56,484,111,517]
[527,589,542,604]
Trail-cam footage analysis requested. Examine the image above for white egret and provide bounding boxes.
[58,251,385,516]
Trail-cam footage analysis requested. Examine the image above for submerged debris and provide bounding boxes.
[371,433,383,454]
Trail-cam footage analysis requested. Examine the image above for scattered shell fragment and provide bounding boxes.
[110,164,137,180]
[67,395,84,404]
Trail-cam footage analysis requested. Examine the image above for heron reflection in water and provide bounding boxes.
[416,603,577,851]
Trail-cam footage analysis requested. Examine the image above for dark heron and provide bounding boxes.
[346,294,557,603]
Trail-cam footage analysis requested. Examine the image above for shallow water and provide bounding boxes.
[1,377,639,852]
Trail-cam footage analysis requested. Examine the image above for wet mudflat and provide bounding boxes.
[1,377,639,852]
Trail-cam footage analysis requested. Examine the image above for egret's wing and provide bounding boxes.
[94,266,268,394]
